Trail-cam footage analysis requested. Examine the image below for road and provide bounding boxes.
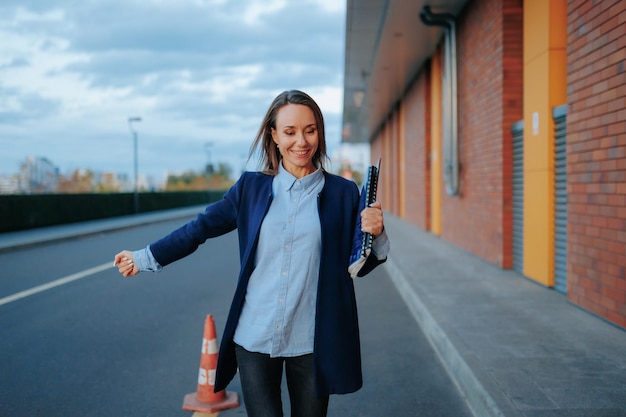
[0,217,472,417]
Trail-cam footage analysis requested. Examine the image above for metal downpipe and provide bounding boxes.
[419,6,459,196]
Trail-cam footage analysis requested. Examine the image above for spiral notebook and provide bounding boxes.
[348,159,381,278]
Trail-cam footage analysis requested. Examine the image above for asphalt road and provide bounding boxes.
[0,218,472,417]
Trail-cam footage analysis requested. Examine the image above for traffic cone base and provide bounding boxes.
[182,390,239,413]
[182,315,240,413]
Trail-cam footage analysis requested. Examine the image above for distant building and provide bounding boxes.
[0,175,20,194]
[19,157,59,194]
[137,173,160,192]
[98,171,131,192]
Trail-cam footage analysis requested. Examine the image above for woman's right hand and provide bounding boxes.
[114,250,139,278]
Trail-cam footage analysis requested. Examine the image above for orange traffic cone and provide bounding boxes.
[182,315,239,413]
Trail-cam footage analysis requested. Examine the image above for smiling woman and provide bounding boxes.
[113,89,390,417]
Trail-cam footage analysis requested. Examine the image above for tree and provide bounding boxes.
[165,162,235,191]
[57,169,95,193]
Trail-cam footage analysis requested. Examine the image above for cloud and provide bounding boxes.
[0,86,61,123]
[0,0,346,179]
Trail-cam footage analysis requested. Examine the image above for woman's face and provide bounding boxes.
[271,104,319,178]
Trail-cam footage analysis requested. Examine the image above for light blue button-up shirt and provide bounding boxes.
[233,165,325,357]
[134,165,390,358]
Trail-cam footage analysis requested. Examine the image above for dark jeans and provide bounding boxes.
[235,344,329,417]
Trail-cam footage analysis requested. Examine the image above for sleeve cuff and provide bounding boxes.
[372,228,390,260]
[133,245,163,272]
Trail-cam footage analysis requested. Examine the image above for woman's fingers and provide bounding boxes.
[114,251,137,277]
[361,202,384,236]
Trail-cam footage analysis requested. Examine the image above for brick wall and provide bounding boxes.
[403,68,431,229]
[439,0,523,267]
[566,0,626,327]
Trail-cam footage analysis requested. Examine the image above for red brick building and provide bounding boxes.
[342,0,626,328]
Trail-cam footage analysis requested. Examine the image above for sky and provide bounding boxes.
[0,0,347,182]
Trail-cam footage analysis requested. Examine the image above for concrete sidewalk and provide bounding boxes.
[383,214,626,417]
[2,208,625,416]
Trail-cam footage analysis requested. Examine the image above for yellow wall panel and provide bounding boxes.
[549,49,568,106]
[524,0,549,64]
[522,0,566,287]
[523,170,554,286]
[430,53,442,236]
[399,102,406,218]
[549,0,568,49]
[523,51,551,172]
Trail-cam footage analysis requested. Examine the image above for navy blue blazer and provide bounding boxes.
[149,170,386,395]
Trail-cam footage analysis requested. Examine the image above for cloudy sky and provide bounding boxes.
[0,0,347,182]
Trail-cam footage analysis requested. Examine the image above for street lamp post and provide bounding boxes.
[205,141,214,175]
[128,117,142,214]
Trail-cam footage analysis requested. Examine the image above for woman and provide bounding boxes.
[114,90,389,417]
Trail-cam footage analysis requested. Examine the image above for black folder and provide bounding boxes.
[348,159,381,278]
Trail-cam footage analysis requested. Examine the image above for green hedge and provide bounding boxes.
[0,191,226,233]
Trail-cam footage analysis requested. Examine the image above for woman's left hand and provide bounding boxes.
[360,201,384,237]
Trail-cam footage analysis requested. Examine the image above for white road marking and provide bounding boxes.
[0,262,112,307]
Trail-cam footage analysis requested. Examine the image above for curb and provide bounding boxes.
[384,257,506,417]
